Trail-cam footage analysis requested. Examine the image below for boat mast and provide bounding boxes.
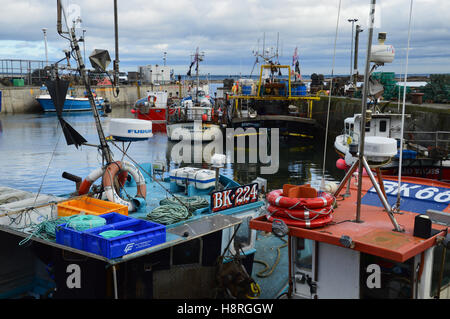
[333,0,402,232]
[113,0,120,96]
[57,0,113,164]
[196,48,199,102]
[355,0,376,223]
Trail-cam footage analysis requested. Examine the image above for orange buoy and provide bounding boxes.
[266,189,335,209]
[267,203,333,220]
[147,95,157,104]
[78,167,128,195]
[102,161,146,199]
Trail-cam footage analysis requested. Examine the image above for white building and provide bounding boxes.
[138,65,172,84]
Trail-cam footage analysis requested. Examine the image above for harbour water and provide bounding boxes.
[0,106,343,196]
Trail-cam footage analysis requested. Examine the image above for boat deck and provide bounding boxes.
[0,167,264,265]
[250,175,450,263]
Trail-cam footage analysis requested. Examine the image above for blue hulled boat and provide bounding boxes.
[36,94,105,112]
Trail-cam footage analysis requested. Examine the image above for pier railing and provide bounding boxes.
[168,106,213,123]
[404,131,450,159]
[0,59,50,86]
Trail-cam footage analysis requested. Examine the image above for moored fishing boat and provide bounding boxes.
[334,112,450,182]
[227,37,320,138]
[36,88,105,112]
[131,91,172,133]
[166,49,222,142]
[0,2,271,300]
[249,0,450,299]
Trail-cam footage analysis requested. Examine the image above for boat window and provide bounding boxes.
[430,246,450,297]
[359,253,414,299]
[379,120,387,132]
[233,216,252,250]
[365,121,371,132]
[295,238,313,271]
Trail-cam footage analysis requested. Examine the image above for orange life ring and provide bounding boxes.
[267,203,333,220]
[266,189,335,209]
[102,161,146,211]
[148,95,157,104]
[267,214,333,229]
[78,167,128,195]
[78,161,146,212]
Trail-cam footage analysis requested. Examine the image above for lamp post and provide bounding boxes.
[348,18,358,84]
[82,29,86,65]
[42,28,48,66]
[353,25,363,87]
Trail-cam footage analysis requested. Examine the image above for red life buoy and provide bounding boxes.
[148,95,157,104]
[78,168,128,195]
[78,161,146,212]
[267,204,333,220]
[102,161,147,212]
[267,213,333,229]
[266,189,335,209]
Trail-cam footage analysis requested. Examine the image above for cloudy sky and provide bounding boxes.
[0,0,449,76]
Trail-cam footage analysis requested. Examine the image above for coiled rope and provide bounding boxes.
[254,237,288,278]
[0,196,21,205]
[65,214,106,231]
[18,213,106,246]
[146,204,190,225]
[160,195,209,213]
[19,216,72,246]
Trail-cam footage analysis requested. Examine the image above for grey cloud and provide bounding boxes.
[0,0,448,74]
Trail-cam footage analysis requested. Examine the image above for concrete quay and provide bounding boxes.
[0,83,190,114]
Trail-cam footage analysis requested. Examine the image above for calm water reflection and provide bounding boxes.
[0,106,344,195]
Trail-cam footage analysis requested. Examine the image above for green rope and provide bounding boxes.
[18,214,106,246]
[65,214,106,231]
[99,230,134,238]
[146,204,190,225]
[254,237,287,278]
[18,216,72,246]
[159,195,209,213]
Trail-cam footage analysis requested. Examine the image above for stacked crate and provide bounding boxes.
[372,72,398,100]
[421,74,450,103]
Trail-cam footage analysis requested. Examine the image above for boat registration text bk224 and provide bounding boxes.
[211,183,259,213]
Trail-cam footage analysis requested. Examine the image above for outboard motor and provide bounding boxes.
[103,98,112,113]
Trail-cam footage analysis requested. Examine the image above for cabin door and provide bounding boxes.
[374,118,390,138]
[291,238,317,299]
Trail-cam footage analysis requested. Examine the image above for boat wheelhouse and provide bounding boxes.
[334,112,450,182]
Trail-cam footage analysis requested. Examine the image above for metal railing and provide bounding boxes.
[0,59,51,86]
[404,131,450,159]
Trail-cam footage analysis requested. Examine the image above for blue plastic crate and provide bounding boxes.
[241,85,252,95]
[55,212,130,250]
[395,149,417,159]
[83,219,166,259]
